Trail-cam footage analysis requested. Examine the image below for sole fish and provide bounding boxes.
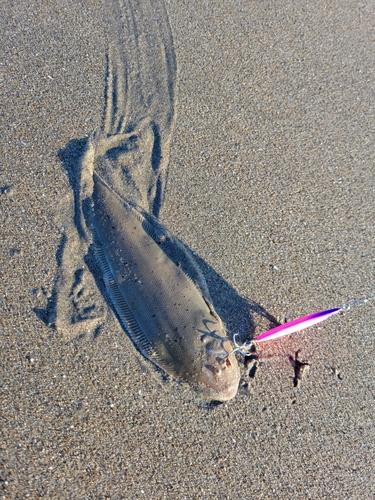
[54,0,240,400]
[92,172,240,400]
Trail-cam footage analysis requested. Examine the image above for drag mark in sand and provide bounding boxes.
[53,0,178,337]
[51,0,241,400]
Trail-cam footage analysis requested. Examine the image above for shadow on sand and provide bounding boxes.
[35,137,278,348]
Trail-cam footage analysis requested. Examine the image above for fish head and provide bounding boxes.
[197,333,240,401]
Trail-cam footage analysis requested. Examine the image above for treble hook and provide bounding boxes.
[227,334,254,357]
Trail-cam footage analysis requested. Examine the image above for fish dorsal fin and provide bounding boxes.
[94,242,182,378]
[139,209,214,302]
[141,216,168,244]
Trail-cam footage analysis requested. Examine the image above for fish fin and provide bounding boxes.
[94,242,181,378]
[201,294,222,322]
[141,210,214,300]
[93,171,146,223]
[141,216,168,244]
[95,244,153,356]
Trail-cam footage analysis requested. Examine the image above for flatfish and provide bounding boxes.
[91,172,240,400]
[55,0,240,399]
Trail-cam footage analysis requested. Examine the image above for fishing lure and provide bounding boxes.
[230,295,375,355]
[256,295,375,343]
[255,307,341,342]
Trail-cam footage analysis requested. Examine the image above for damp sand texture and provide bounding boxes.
[1,0,375,498]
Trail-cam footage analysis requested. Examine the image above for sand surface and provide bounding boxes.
[1,0,375,498]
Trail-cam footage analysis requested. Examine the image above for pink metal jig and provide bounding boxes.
[255,307,342,343]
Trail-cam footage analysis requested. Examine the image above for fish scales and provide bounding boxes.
[92,173,240,400]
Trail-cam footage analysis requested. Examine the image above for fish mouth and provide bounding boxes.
[214,380,240,401]
[205,377,240,402]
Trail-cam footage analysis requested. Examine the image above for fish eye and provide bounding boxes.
[225,358,232,368]
[205,364,220,375]
[216,357,226,365]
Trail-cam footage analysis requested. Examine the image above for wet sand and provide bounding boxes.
[1,0,375,498]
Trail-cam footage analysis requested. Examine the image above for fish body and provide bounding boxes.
[92,173,240,400]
